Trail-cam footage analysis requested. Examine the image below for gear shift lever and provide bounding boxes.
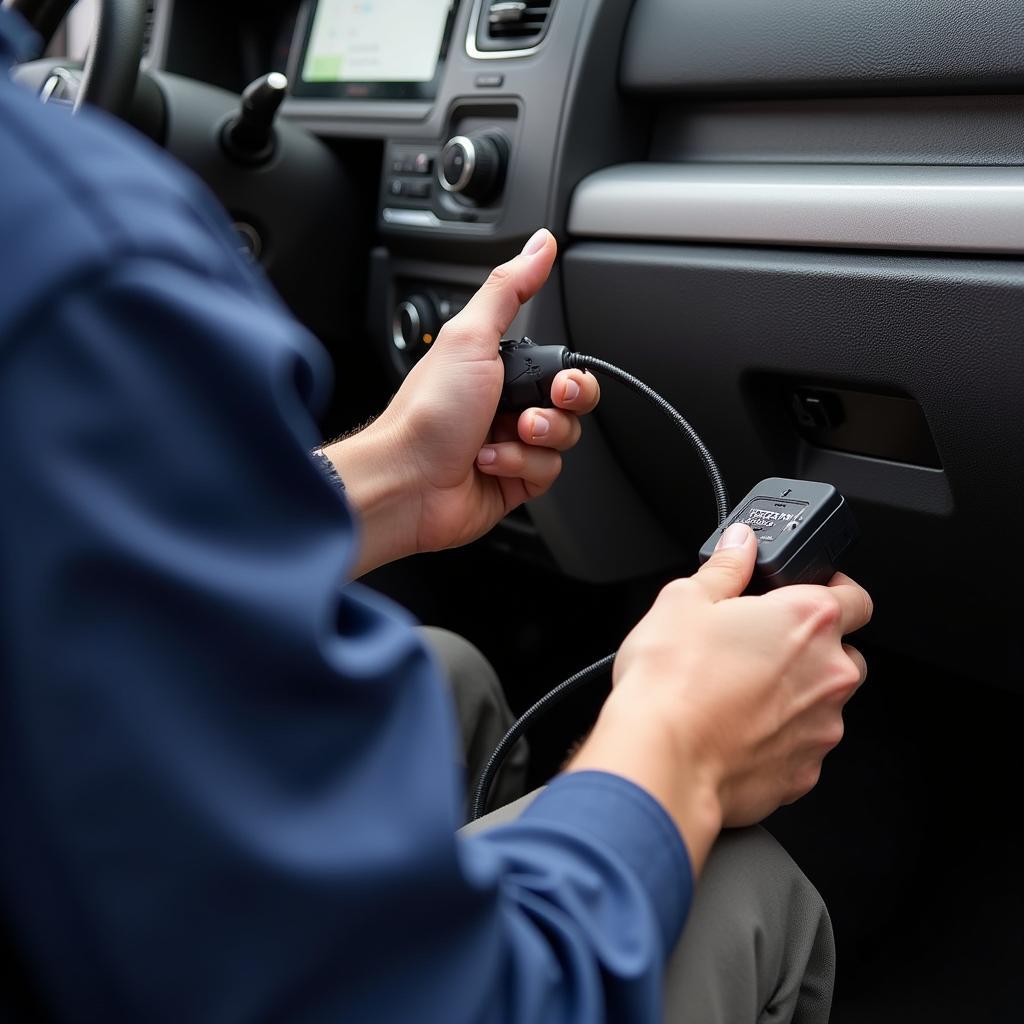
[221,73,288,165]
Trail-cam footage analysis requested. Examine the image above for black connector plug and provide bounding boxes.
[498,337,570,412]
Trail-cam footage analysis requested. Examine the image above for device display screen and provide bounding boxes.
[292,0,457,101]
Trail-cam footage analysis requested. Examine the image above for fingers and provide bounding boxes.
[826,573,874,636]
[439,229,557,360]
[550,369,600,414]
[517,408,582,451]
[515,368,600,452]
[843,644,868,690]
[766,572,873,638]
[691,523,758,602]
[476,441,562,494]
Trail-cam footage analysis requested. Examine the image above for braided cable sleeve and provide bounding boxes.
[470,654,617,822]
[567,352,730,526]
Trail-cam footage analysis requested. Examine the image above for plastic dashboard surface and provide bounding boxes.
[622,0,1024,96]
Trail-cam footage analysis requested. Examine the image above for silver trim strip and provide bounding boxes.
[382,208,444,228]
[465,0,549,59]
[568,164,1024,254]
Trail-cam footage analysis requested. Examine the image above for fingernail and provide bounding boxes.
[530,413,550,438]
[562,378,580,403]
[715,523,752,551]
[522,228,549,256]
[477,447,497,466]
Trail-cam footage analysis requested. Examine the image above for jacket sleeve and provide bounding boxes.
[0,250,693,1024]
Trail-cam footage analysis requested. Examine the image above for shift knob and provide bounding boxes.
[222,73,288,165]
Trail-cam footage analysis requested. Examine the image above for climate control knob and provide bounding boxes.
[439,131,508,203]
[392,294,440,356]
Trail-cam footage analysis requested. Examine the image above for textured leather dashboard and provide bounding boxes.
[621,0,1024,96]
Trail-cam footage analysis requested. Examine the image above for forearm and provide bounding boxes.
[320,418,420,577]
[471,771,697,1018]
[567,696,723,876]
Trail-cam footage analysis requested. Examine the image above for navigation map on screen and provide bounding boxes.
[302,0,453,84]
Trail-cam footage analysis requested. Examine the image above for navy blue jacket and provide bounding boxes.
[0,12,692,1022]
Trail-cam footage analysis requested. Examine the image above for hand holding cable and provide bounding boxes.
[498,338,730,524]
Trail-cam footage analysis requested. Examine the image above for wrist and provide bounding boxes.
[321,414,421,575]
[568,694,724,875]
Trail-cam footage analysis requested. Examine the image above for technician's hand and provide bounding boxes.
[570,523,872,875]
[325,228,600,575]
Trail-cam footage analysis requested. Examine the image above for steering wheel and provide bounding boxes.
[4,0,145,116]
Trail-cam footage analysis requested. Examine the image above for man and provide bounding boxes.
[0,7,871,1022]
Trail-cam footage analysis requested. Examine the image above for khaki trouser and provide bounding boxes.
[425,627,835,1024]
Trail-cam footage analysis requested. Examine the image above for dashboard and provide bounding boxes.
[128,0,1024,689]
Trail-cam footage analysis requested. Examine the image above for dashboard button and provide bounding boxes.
[475,73,504,88]
[439,131,508,203]
[442,144,468,189]
[388,178,404,196]
[393,294,440,356]
[406,179,431,199]
[413,152,433,175]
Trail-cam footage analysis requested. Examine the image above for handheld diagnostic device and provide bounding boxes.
[698,478,858,591]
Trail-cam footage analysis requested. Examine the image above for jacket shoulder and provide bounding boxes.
[0,80,243,334]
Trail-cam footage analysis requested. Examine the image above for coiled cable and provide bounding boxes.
[471,654,616,821]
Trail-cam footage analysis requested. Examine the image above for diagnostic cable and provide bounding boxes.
[469,338,858,821]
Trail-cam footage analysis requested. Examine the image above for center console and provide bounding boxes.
[279,0,656,567]
[284,0,637,360]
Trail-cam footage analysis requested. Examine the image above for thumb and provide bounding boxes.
[438,228,557,359]
[693,523,758,602]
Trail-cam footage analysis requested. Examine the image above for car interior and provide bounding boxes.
[6,0,1023,1020]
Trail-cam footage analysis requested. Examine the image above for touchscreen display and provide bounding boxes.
[298,0,455,97]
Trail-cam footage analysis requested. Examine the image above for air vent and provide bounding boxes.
[472,0,555,55]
